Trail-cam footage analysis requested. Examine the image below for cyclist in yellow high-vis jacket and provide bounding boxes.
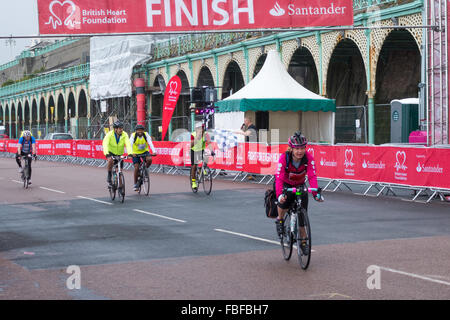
[190,122,215,190]
[103,120,132,186]
[130,125,157,191]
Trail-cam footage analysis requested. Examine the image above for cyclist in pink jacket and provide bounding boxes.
[275,131,323,253]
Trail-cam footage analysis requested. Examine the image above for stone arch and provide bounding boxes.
[193,59,216,87]
[150,74,166,140]
[39,96,46,125]
[47,95,56,126]
[78,89,88,118]
[322,31,367,97]
[17,101,24,135]
[56,93,66,131]
[252,53,267,78]
[68,91,76,118]
[221,59,245,99]
[31,98,38,134]
[4,104,10,137]
[373,29,421,145]
[11,103,16,138]
[0,104,3,130]
[24,100,31,131]
[172,69,191,138]
[196,65,215,87]
[288,46,320,94]
[326,38,367,106]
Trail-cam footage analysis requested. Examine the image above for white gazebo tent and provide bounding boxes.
[215,50,336,143]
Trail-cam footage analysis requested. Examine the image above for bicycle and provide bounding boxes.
[191,152,214,195]
[279,186,322,270]
[109,155,127,203]
[135,154,156,196]
[19,154,35,189]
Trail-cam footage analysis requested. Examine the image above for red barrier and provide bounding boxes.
[152,141,184,166]
[0,140,6,152]
[304,145,450,190]
[1,139,449,190]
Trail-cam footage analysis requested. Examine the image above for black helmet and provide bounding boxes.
[113,120,124,129]
[135,124,145,131]
[288,131,308,148]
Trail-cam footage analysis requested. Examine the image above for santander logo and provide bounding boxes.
[45,0,80,29]
[269,2,286,16]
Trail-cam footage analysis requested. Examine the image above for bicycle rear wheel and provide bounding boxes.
[202,166,212,195]
[118,173,125,203]
[280,213,293,260]
[297,209,311,270]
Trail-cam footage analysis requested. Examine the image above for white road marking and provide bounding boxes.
[214,228,316,252]
[376,265,450,286]
[11,180,23,184]
[133,209,186,223]
[77,196,113,206]
[214,228,281,245]
[40,187,66,194]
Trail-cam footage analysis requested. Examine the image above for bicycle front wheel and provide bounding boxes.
[202,166,212,195]
[109,172,117,201]
[118,173,125,203]
[297,209,311,270]
[142,169,150,196]
[281,213,293,261]
[23,165,29,189]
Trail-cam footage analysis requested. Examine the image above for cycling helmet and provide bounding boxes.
[288,131,307,148]
[135,124,145,131]
[113,120,124,129]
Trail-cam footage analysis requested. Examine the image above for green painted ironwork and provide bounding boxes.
[0,64,89,99]
[0,38,81,71]
[353,0,399,11]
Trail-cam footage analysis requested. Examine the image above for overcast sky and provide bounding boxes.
[0,1,39,65]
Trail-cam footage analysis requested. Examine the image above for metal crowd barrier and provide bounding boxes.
[1,152,448,204]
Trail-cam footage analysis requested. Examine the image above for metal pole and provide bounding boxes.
[431,0,435,145]
[443,1,450,144]
[439,0,444,144]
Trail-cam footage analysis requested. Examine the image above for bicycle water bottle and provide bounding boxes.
[290,213,297,233]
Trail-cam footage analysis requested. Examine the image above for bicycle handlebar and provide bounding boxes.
[282,187,323,201]
[283,187,321,194]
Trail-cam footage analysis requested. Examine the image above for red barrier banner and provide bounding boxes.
[152,141,184,166]
[36,140,54,155]
[74,140,93,158]
[92,140,105,159]
[1,139,449,190]
[0,140,6,152]
[54,141,73,156]
[37,0,354,35]
[6,140,19,154]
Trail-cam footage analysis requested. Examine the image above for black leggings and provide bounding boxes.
[16,153,33,176]
[277,184,309,226]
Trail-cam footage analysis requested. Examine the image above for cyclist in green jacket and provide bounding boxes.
[190,122,215,190]
[103,120,132,186]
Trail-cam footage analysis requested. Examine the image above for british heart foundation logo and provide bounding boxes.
[394,151,408,181]
[45,0,81,29]
[343,149,355,176]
